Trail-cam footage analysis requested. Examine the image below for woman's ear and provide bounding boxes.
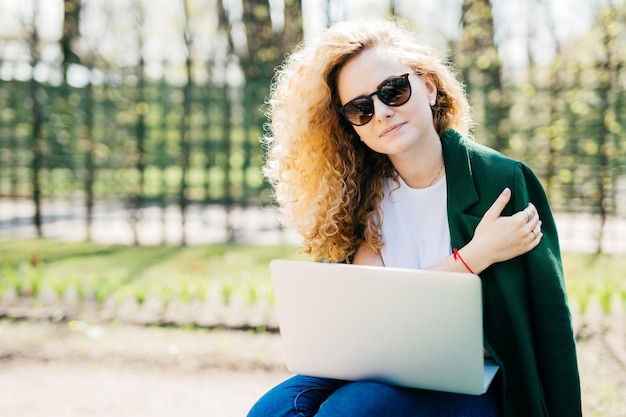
[423,75,438,105]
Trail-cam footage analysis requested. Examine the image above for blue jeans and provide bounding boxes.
[247,375,502,417]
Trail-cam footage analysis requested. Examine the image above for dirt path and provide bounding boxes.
[0,360,289,417]
[0,321,291,417]
[0,319,624,417]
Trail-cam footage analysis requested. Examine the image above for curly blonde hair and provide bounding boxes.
[263,18,472,262]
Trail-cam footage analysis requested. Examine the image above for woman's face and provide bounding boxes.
[336,47,439,158]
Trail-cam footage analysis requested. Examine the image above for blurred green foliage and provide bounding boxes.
[0,0,624,250]
[0,239,306,307]
[0,238,623,315]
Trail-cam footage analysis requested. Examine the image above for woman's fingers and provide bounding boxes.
[515,202,537,224]
[531,220,543,244]
[525,215,543,248]
[483,188,512,221]
[472,194,545,264]
[512,202,543,249]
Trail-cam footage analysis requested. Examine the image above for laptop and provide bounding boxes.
[269,259,499,395]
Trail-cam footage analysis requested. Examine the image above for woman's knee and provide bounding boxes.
[316,381,426,417]
[247,375,346,417]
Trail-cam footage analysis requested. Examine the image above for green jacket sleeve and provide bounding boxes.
[512,164,582,417]
[442,129,582,417]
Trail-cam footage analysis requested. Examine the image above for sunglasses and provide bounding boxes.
[339,73,412,126]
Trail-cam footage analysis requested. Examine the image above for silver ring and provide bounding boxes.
[524,209,532,223]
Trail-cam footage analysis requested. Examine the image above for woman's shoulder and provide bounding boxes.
[442,129,545,206]
[442,129,522,172]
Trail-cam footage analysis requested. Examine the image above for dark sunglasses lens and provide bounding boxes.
[343,98,374,126]
[378,76,411,106]
[340,74,411,126]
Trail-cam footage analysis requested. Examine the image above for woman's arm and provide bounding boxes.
[353,187,542,274]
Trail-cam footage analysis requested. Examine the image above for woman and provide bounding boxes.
[249,18,581,417]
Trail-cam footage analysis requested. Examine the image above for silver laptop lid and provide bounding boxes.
[270,259,497,395]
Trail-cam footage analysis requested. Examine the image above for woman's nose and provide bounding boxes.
[372,96,394,121]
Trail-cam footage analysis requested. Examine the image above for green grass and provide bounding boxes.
[562,252,626,314]
[0,238,305,306]
[0,238,624,313]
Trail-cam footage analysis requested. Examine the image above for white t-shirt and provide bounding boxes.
[380,175,451,269]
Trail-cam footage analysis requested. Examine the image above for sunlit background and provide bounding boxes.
[0,0,623,249]
[0,1,625,416]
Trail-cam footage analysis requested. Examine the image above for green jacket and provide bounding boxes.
[441,129,582,417]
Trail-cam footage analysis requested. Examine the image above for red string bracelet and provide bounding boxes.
[453,248,475,274]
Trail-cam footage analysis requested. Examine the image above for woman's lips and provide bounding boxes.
[380,122,405,137]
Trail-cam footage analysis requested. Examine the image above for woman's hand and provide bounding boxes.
[460,187,542,273]
[355,187,542,274]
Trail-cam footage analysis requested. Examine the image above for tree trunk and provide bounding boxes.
[84,75,95,242]
[594,5,620,254]
[216,0,237,242]
[29,5,44,238]
[61,0,81,83]
[458,0,509,151]
[178,0,193,246]
[132,0,147,246]
[539,0,565,202]
[158,62,169,246]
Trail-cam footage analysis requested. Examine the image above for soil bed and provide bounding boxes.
[0,319,624,417]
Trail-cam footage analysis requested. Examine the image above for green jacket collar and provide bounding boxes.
[441,129,481,247]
